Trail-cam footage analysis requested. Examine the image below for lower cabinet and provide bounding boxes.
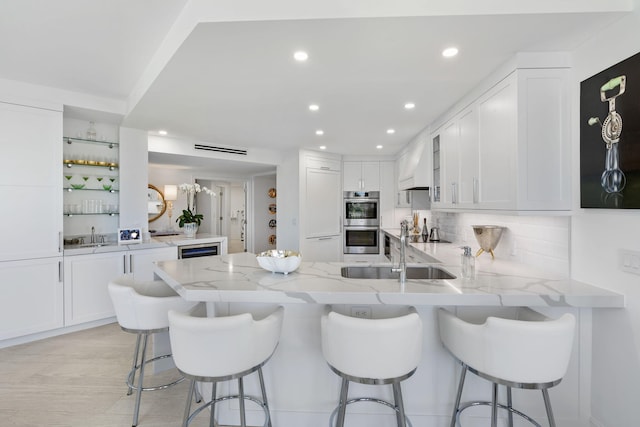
[64,251,124,326]
[129,246,177,281]
[63,246,177,326]
[0,257,63,341]
[303,236,342,262]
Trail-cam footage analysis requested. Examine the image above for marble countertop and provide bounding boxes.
[63,233,227,256]
[153,249,624,308]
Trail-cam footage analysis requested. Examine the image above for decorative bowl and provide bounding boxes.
[256,250,302,274]
[472,225,505,259]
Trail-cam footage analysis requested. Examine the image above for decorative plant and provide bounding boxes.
[175,183,215,227]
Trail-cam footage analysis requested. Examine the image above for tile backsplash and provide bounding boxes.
[429,211,570,275]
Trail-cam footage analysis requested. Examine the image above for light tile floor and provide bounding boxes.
[0,323,216,427]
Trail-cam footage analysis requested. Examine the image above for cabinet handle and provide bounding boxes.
[123,254,127,274]
[58,231,63,253]
[58,261,63,283]
[452,183,457,204]
[320,166,330,170]
[473,177,479,204]
[129,254,133,274]
[318,237,332,241]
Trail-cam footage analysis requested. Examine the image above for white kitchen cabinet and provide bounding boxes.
[64,251,123,326]
[299,152,342,262]
[439,119,460,207]
[430,66,570,212]
[303,235,342,262]
[63,246,177,326]
[478,69,571,210]
[0,102,62,185]
[343,161,380,191]
[128,246,177,281]
[0,101,63,262]
[457,108,479,207]
[379,161,398,228]
[303,166,341,238]
[0,257,63,341]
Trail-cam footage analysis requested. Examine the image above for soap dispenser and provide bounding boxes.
[460,246,475,279]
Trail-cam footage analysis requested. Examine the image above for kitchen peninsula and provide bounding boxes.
[152,248,622,427]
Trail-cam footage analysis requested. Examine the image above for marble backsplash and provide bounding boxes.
[428,211,570,275]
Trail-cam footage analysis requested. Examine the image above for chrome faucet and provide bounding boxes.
[90,226,96,244]
[392,220,409,284]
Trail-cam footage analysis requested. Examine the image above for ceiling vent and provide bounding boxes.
[194,144,247,156]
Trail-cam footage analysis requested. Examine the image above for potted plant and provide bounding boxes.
[176,183,215,237]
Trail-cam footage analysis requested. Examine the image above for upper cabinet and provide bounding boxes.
[343,161,380,191]
[431,65,571,212]
[0,101,63,261]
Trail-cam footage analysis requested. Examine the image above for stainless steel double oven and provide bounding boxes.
[343,191,379,254]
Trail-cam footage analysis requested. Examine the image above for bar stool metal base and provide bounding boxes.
[123,327,185,427]
[179,363,273,427]
[450,363,559,427]
[328,365,416,427]
[329,397,415,427]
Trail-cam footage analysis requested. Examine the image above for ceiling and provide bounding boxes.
[0,1,632,172]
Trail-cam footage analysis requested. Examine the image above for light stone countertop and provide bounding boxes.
[153,247,624,308]
[63,233,227,256]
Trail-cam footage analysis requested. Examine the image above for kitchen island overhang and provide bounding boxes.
[152,252,623,308]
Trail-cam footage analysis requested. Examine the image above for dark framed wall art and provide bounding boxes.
[580,51,640,208]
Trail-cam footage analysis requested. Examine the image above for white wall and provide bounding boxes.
[569,3,640,426]
[148,166,196,232]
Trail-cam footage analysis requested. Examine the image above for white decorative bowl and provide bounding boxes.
[256,250,302,274]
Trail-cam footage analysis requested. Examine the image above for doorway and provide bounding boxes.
[196,179,247,254]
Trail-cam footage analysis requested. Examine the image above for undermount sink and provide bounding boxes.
[341,266,456,280]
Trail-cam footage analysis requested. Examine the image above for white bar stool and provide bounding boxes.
[168,304,284,427]
[437,308,576,427]
[321,307,423,427]
[108,276,197,427]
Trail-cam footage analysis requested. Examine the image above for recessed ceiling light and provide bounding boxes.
[404,103,415,110]
[158,130,168,136]
[376,145,383,150]
[315,130,324,135]
[442,47,459,58]
[294,51,309,61]
[309,104,319,111]
[319,145,327,150]
[386,129,396,134]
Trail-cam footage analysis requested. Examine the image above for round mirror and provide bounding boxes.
[147,184,166,223]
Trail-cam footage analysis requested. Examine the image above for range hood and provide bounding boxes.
[398,130,432,190]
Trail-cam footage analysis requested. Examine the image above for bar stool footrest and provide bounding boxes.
[127,353,184,392]
[456,401,542,427]
[329,397,414,427]
[187,394,270,427]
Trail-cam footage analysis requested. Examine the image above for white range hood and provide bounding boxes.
[398,129,431,191]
